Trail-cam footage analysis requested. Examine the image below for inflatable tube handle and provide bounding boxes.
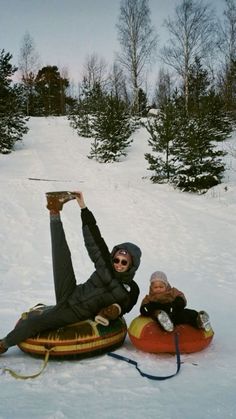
[3,348,52,380]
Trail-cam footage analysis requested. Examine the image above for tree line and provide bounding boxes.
[1,0,236,193]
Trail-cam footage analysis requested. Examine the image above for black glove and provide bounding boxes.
[140,301,172,316]
[140,304,151,316]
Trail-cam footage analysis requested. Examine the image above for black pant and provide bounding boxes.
[5,217,80,347]
[171,308,199,328]
[145,305,199,328]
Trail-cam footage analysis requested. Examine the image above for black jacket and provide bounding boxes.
[68,208,141,319]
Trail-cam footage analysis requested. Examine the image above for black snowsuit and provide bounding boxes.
[5,208,141,348]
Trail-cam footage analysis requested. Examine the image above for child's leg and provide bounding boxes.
[172,308,199,327]
[50,215,76,303]
[156,310,174,332]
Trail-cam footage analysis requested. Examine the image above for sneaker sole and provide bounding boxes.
[157,311,174,332]
[199,312,212,332]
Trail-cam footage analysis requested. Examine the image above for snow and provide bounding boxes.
[0,117,236,419]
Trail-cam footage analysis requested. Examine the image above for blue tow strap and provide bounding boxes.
[108,332,181,381]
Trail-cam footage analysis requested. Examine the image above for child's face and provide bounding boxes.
[150,280,167,294]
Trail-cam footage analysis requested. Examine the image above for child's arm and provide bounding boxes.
[140,301,172,316]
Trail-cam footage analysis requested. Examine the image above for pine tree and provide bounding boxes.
[137,88,148,116]
[143,99,178,182]
[172,59,232,192]
[0,50,28,154]
[34,66,69,116]
[68,79,104,138]
[89,94,133,162]
[171,113,227,192]
[143,59,232,193]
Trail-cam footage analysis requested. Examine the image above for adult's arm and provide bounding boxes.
[80,207,111,266]
[74,191,111,266]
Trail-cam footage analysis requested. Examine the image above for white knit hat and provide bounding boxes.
[150,271,169,287]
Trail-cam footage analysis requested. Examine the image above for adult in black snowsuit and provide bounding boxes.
[0,191,141,354]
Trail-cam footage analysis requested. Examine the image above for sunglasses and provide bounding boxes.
[113,257,128,266]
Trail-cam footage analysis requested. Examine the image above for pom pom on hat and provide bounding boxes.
[150,271,169,287]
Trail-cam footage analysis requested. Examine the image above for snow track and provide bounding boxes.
[0,117,235,419]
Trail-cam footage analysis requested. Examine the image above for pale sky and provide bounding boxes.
[0,0,226,88]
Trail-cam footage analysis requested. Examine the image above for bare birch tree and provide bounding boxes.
[161,0,215,111]
[116,0,158,114]
[217,0,236,116]
[108,62,129,103]
[154,68,172,108]
[18,32,40,115]
[82,53,108,90]
[218,0,236,63]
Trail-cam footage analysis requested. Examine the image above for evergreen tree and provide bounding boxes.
[68,79,104,138]
[89,94,133,162]
[143,59,232,193]
[137,88,148,116]
[172,112,228,192]
[0,50,28,154]
[34,66,69,116]
[173,59,232,192]
[143,99,178,182]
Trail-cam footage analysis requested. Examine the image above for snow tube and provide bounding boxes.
[128,316,214,354]
[17,306,127,359]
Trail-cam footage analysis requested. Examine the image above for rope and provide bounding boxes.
[108,332,181,381]
[2,334,181,380]
[3,349,52,380]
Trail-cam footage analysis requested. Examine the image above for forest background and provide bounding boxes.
[1,0,236,194]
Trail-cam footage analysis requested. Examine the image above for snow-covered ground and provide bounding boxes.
[0,117,235,419]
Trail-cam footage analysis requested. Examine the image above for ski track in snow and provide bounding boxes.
[0,117,236,419]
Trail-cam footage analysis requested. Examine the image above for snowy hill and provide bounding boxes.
[0,117,236,419]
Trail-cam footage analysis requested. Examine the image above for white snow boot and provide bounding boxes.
[156,310,174,332]
[197,311,212,332]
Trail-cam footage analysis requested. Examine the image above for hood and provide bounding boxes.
[111,242,142,283]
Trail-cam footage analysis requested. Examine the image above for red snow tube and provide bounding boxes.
[128,316,214,354]
[17,306,127,359]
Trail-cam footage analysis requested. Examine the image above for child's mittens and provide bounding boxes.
[140,301,172,316]
[140,304,150,315]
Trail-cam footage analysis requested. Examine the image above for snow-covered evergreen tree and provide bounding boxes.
[68,79,104,138]
[172,59,232,192]
[144,59,232,193]
[143,100,178,182]
[172,111,229,192]
[0,50,28,154]
[89,94,133,162]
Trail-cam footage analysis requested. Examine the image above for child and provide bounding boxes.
[140,271,211,332]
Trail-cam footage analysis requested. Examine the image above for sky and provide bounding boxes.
[0,0,227,89]
[0,116,235,418]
